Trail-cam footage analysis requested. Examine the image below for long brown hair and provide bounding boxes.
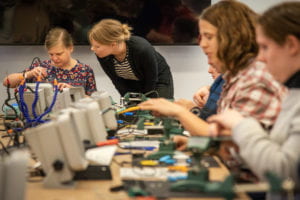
[257,1,300,46]
[200,0,258,76]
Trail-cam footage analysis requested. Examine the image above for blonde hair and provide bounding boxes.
[44,27,73,49]
[200,0,258,76]
[88,19,132,45]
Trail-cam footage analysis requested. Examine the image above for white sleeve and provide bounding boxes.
[232,117,300,182]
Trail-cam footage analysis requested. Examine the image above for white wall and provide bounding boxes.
[212,0,287,13]
[0,45,211,111]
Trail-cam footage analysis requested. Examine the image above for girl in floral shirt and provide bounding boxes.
[3,27,97,96]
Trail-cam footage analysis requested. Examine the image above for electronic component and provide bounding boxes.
[0,150,29,200]
[25,110,88,188]
[71,97,108,145]
[91,91,118,130]
[3,103,20,119]
[123,92,147,106]
[22,83,72,117]
[69,87,85,102]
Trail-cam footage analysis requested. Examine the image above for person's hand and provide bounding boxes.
[207,109,244,136]
[26,67,47,80]
[193,86,210,108]
[57,82,72,91]
[217,141,240,167]
[172,135,188,151]
[175,98,196,110]
[138,98,187,118]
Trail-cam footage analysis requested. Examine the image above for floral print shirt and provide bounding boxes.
[23,59,97,95]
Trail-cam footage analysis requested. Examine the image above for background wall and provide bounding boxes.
[212,0,286,12]
[0,0,288,113]
[0,45,209,107]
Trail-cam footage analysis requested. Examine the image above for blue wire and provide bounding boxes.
[31,81,40,118]
[17,86,25,115]
[35,84,58,123]
[18,81,58,127]
[18,83,32,124]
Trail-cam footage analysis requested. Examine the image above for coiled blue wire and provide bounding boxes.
[18,82,33,124]
[35,84,58,123]
[18,81,58,127]
[31,82,40,118]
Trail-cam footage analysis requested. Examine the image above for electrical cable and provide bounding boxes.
[31,73,43,121]
[31,82,40,119]
[117,106,140,115]
[35,81,59,123]
[14,89,26,124]
[31,57,42,68]
[18,81,32,124]
[17,76,59,127]
[144,90,159,98]
[0,140,9,155]
[4,77,18,119]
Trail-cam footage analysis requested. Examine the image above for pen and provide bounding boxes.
[114,152,132,156]
[86,139,119,149]
[122,146,156,151]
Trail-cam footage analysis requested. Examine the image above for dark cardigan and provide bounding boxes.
[96,36,174,98]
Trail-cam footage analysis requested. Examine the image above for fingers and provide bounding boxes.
[151,111,163,117]
[208,115,232,137]
[138,99,155,110]
[138,100,165,117]
[208,122,220,137]
[203,95,209,103]
[195,99,204,107]
[193,94,206,107]
[193,86,210,107]
[139,98,164,110]
[31,67,47,79]
[176,143,187,151]
[208,110,244,130]
[32,69,39,78]
[139,98,185,118]
[207,114,220,124]
[207,115,224,136]
[58,83,64,91]
[193,96,200,106]
[172,135,188,151]
[57,83,72,91]
[220,129,232,136]
[40,68,47,78]
[218,141,233,162]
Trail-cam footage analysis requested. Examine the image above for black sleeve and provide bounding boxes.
[134,45,158,93]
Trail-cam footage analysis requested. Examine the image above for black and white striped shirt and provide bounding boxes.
[113,49,139,80]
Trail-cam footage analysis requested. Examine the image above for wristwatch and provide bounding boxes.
[190,106,202,117]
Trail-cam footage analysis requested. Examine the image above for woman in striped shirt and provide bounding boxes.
[88,19,174,99]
